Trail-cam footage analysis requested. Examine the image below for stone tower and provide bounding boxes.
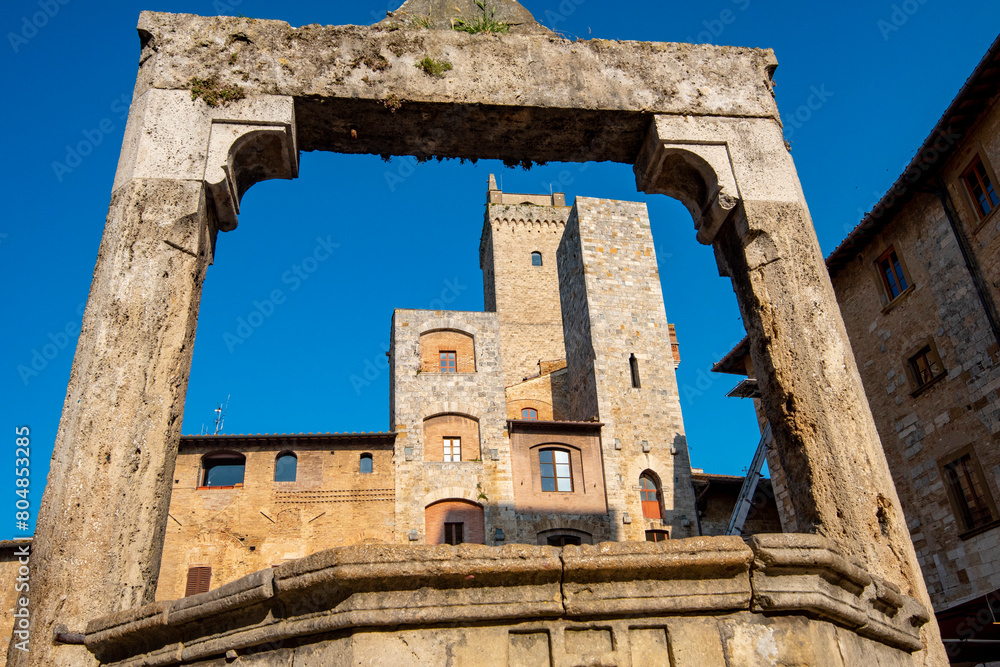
[480,174,572,388]
[558,197,697,540]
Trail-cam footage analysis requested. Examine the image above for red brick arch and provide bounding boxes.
[424,499,485,545]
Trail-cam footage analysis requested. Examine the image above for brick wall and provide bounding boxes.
[155,435,395,601]
[424,500,485,545]
[507,423,612,544]
[420,330,476,373]
[423,414,481,461]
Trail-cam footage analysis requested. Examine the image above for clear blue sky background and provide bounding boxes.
[2,0,998,540]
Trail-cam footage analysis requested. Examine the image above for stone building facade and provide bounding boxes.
[715,35,1000,664]
[152,180,708,600]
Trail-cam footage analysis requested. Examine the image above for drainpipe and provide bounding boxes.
[935,181,1000,348]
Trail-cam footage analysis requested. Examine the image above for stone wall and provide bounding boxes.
[390,310,512,544]
[82,535,932,667]
[558,198,696,541]
[155,435,395,601]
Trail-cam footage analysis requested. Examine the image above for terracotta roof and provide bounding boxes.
[712,337,751,376]
[826,32,1000,277]
[181,431,395,441]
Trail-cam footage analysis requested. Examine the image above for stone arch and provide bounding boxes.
[422,402,483,421]
[417,318,480,337]
[635,138,740,245]
[638,469,666,521]
[420,487,481,507]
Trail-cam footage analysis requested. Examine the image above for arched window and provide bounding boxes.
[360,453,373,474]
[522,407,538,421]
[540,448,573,492]
[639,473,662,519]
[274,452,297,482]
[531,251,542,266]
[201,452,245,488]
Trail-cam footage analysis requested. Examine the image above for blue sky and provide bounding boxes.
[2,0,998,540]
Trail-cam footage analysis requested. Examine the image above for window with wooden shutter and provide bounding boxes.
[185,566,212,596]
[639,473,662,520]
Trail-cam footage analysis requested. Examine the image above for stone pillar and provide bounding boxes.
[635,114,947,665]
[14,85,297,666]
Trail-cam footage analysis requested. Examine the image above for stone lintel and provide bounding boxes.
[134,11,778,164]
[83,535,931,665]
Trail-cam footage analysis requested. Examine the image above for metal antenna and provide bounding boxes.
[213,395,231,435]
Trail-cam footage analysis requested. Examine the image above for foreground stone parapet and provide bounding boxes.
[84,535,929,666]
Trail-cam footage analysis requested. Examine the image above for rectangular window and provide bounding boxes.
[877,246,909,300]
[540,449,573,492]
[444,522,464,545]
[963,157,999,219]
[909,345,942,389]
[443,437,461,462]
[629,353,641,389]
[184,566,212,597]
[944,453,997,533]
[440,351,457,373]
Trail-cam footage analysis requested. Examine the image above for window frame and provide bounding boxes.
[439,350,458,374]
[443,436,461,462]
[531,251,543,267]
[274,451,297,482]
[645,530,669,543]
[639,472,663,520]
[905,341,946,396]
[200,451,246,489]
[521,407,538,421]
[875,245,910,304]
[359,453,374,474]
[539,447,573,493]
[546,534,582,546]
[444,522,464,545]
[962,155,1000,221]
[940,446,1000,539]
